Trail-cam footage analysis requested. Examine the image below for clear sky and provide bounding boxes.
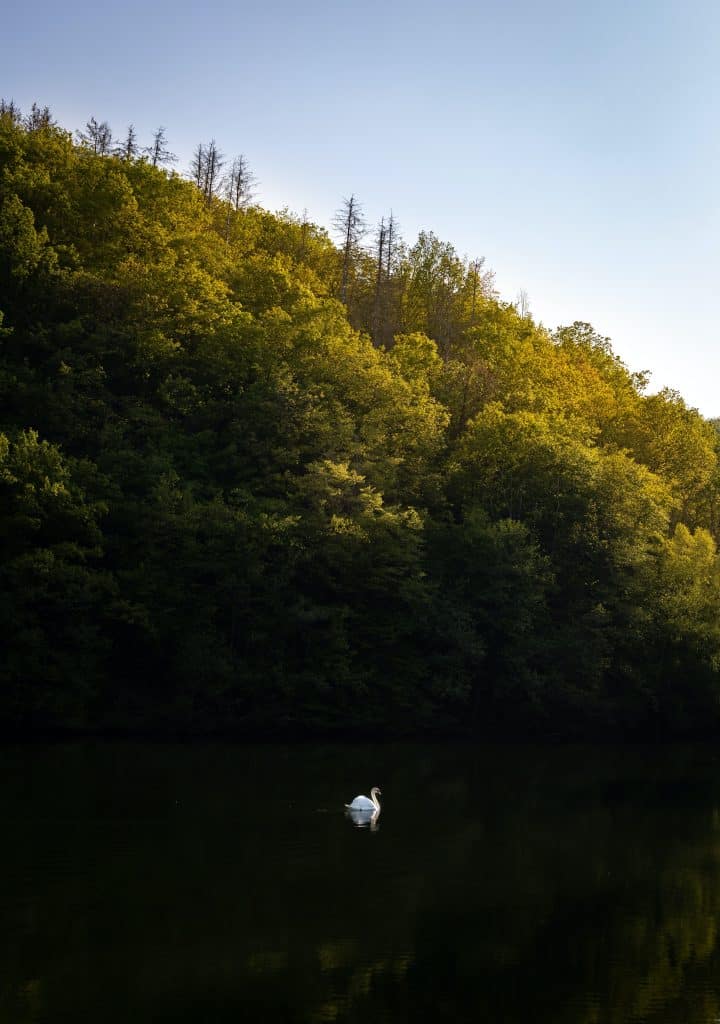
[4,0,720,414]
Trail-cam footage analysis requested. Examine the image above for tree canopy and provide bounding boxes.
[2,104,719,736]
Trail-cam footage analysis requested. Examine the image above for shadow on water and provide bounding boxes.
[3,741,720,1022]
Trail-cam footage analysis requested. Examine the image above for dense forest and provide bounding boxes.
[2,103,720,736]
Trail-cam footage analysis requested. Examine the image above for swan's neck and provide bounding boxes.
[371,790,381,811]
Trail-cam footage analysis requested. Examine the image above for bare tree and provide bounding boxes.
[114,124,139,161]
[190,143,205,189]
[224,154,257,210]
[145,126,176,168]
[0,98,21,122]
[332,194,366,303]
[516,288,531,319]
[23,102,54,131]
[371,216,387,342]
[203,139,224,199]
[385,210,401,278]
[374,217,387,296]
[97,121,113,155]
[190,139,224,201]
[380,211,405,345]
[77,117,113,155]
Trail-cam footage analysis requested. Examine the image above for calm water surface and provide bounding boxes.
[3,741,720,1022]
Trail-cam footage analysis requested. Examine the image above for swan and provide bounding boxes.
[345,787,381,812]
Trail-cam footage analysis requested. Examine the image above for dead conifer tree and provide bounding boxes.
[190,143,205,189]
[225,155,257,210]
[379,211,404,345]
[332,194,366,304]
[115,124,139,161]
[78,117,113,155]
[371,216,387,343]
[23,103,54,131]
[221,154,258,239]
[190,140,224,201]
[145,126,176,167]
[385,211,400,277]
[202,139,224,200]
[0,98,21,123]
[516,288,531,319]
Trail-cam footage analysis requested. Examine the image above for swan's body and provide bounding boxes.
[345,786,381,812]
[345,786,381,830]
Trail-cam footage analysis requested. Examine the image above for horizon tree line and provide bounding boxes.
[2,99,507,350]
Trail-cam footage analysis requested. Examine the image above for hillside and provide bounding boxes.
[2,105,720,735]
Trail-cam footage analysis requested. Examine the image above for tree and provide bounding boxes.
[190,139,224,201]
[402,231,466,352]
[202,139,223,199]
[77,116,113,155]
[332,194,366,303]
[0,98,21,123]
[468,258,490,319]
[371,216,387,343]
[623,388,718,531]
[516,289,530,319]
[380,211,404,345]
[23,102,54,131]
[385,211,401,278]
[145,126,176,167]
[0,430,110,727]
[190,142,205,189]
[224,154,257,210]
[114,124,139,161]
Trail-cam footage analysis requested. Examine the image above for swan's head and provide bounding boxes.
[371,786,382,797]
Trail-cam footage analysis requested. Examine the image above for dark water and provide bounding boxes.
[4,742,720,1023]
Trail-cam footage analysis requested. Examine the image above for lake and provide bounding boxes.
[3,741,720,1022]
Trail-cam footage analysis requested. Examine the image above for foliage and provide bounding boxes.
[2,105,720,735]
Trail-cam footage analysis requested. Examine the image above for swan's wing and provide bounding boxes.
[347,795,375,810]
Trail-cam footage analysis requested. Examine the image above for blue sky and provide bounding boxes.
[4,0,720,413]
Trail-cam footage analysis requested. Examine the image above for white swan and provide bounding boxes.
[345,786,381,812]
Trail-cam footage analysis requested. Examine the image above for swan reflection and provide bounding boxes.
[346,805,381,831]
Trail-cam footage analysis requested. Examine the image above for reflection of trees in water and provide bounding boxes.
[283,744,720,1023]
[391,746,720,1024]
[4,744,720,1022]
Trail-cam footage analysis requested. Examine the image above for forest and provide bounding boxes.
[2,103,720,736]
